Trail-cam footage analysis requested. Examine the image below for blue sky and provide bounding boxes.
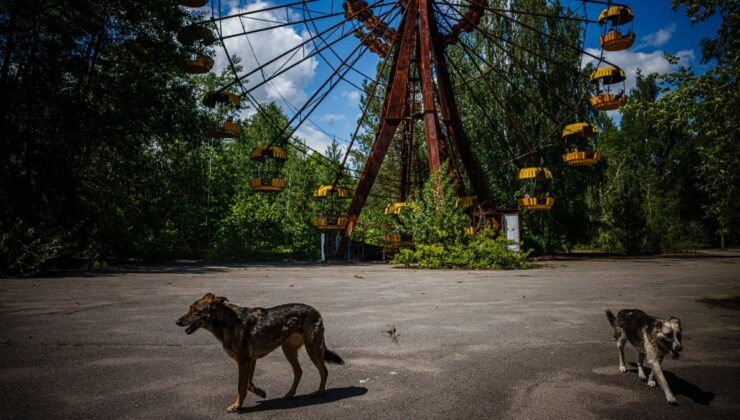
[211,0,721,152]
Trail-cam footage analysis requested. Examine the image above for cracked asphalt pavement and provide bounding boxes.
[1,254,739,419]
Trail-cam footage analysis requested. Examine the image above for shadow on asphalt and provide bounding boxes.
[237,386,368,413]
[665,371,716,405]
[628,363,715,405]
[698,296,740,311]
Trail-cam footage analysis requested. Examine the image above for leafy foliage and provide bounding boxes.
[397,167,469,246]
[392,230,533,270]
[0,1,737,275]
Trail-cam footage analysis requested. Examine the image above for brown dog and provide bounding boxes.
[176,293,344,412]
[606,308,683,405]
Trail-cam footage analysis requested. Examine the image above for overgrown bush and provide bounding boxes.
[396,167,470,246]
[391,229,533,269]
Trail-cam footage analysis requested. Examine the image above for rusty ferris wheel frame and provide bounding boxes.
[180,0,633,256]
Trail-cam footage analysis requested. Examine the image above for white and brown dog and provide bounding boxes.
[606,308,683,405]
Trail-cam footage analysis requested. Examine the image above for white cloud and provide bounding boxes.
[341,90,362,107]
[319,113,346,124]
[213,1,318,112]
[638,24,676,49]
[294,124,344,155]
[583,48,695,95]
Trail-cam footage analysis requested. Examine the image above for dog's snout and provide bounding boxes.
[674,343,683,352]
[176,319,184,326]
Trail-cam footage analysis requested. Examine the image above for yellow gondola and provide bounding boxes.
[312,185,351,231]
[312,216,349,231]
[591,93,628,111]
[517,167,554,211]
[384,202,415,215]
[248,177,287,192]
[516,167,553,181]
[598,6,634,26]
[590,66,626,84]
[517,197,555,211]
[250,146,288,161]
[384,232,413,247]
[562,122,600,166]
[562,122,597,139]
[563,151,602,166]
[314,185,352,199]
[182,56,214,74]
[456,196,478,209]
[203,91,241,108]
[206,120,240,138]
[177,25,216,46]
[600,31,635,52]
[590,66,628,111]
[248,146,288,192]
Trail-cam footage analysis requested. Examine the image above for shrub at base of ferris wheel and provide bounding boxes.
[395,167,470,246]
[391,230,534,269]
[391,169,533,269]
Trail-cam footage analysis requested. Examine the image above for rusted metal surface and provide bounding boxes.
[337,0,419,256]
[417,0,442,173]
[428,8,495,210]
[337,0,502,256]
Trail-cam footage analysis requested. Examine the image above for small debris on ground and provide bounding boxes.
[383,324,401,344]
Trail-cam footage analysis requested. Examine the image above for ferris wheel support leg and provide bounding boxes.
[418,0,443,173]
[337,1,420,258]
[428,8,496,212]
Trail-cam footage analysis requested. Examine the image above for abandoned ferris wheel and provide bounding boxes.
[176,0,636,254]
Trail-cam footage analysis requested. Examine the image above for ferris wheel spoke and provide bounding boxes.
[449,0,597,24]
[265,5,402,150]
[217,30,401,191]
[435,6,571,144]
[300,2,400,91]
[471,1,620,69]
[445,56,520,163]
[438,18,576,126]
[217,0,392,93]
[331,35,398,188]
[438,0,587,121]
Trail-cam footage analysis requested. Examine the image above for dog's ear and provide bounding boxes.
[669,316,681,327]
[214,296,228,305]
[203,292,215,300]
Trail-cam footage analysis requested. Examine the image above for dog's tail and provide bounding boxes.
[324,349,345,365]
[605,308,616,327]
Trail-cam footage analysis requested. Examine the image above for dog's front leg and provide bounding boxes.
[649,358,677,405]
[646,354,663,387]
[227,360,249,413]
[617,338,627,373]
[637,352,647,381]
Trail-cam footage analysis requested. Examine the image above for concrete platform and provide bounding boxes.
[1,256,739,419]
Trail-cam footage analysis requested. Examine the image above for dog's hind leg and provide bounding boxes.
[304,322,328,397]
[617,337,627,373]
[637,352,647,381]
[282,337,304,399]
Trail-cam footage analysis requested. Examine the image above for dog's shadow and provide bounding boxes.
[237,386,368,413]
[628,363,715,405]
